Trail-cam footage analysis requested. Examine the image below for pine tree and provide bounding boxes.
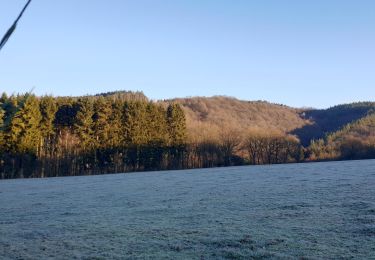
[142,104,169,169]
[167,103,187,145]
[123,101,148,145]
[7,94,42,154]
[1,94,18,128]
[92,97,112,148]
[39,96,58,155]
[123,101,149,170]
[166,103,187,169]
[146,103,169,143]
[0,92,7,102]
[40,96,58,138]
[74,98,94,152]
[108,100,124,148]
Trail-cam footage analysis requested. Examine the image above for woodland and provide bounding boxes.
[0,91,374,179]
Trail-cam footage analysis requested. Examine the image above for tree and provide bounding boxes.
[39,96,58,155]
[141,104,169,170]
[37,96,58,177]
[219,128,242,166]
[2,94,42,178]
[167,103,187,145]
[123,101,148,170]
[123,101,148,146]
[74,98,94,152]
[92,97,112,148]
[40,96,58,138]
[6,94,42,154]
[108,100,124,149]
[244,129,267,164]
[166,103,187,168]
[339,137,366,160]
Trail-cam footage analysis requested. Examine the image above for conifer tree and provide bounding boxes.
[40,96,58,137]
[7,94,42,154]
[123,101,148,145]
[74,98,94,152]
[1,95,18,127]
[167,103,187,145]
[123,101,150,170]
[39,96,58,155]
[166,103,187,168]
[0,93,8,108]
[141,104,169,169]
[92,97,112,148]
[146,103,169,143]
[108,100,124,148]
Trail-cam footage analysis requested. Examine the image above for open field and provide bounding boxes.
[1,160,375,259]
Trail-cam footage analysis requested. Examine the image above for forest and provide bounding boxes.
[0,91,374,179]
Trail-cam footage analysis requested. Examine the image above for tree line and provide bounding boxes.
[0,92,306,179]
[0,93,188,178]
[1,92,373,179]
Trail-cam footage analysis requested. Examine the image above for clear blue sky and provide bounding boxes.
[0,0,374,108]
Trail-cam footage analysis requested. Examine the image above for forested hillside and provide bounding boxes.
[0,91,374,179]
[170,96,308,140]
[172,97,375,146]
[308,112,375,160]
[293,102,375,145]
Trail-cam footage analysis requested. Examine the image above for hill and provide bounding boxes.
[293,102,375,146]
[1,90,374,178]
[168,96,308,140]
[169,96,375,145]
[309,112,375,160]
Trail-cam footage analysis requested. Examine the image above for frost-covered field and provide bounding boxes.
[0,160,374,259]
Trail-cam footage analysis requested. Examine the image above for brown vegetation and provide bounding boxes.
[170,96,309,140]
[1,91,374,179]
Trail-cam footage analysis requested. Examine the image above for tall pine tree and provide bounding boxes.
[74,98,94,152]
[167,103,187,145]
[6,94,42,154]
[39,96,58,156]
[92,97,112,148]
[166,103,187,169]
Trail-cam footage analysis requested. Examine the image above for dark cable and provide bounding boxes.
[0,0,33,52]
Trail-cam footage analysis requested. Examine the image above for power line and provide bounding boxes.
[0,0,33,52]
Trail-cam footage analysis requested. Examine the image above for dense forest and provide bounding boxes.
[0,92,189,178]
[308,112,375,160]
[0,91,374,179]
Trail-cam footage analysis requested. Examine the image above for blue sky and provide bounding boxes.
[0,0,374,108]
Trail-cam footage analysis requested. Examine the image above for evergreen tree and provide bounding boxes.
[141,104,169,169]
[92,97,112,148]
[166,103,187,145]
[123,101,148,145]
[74,98,94,152]
[1,95,18,127]
[40,96,58,138]
[108,100,124,148]
[166,103,187,168]
[6,94,42,154]
[146,103,169,143]
[39,96,58,155]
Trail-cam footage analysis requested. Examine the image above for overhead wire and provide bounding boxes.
[0,0,33,52]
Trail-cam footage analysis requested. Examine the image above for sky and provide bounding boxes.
[0,0,374,108]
